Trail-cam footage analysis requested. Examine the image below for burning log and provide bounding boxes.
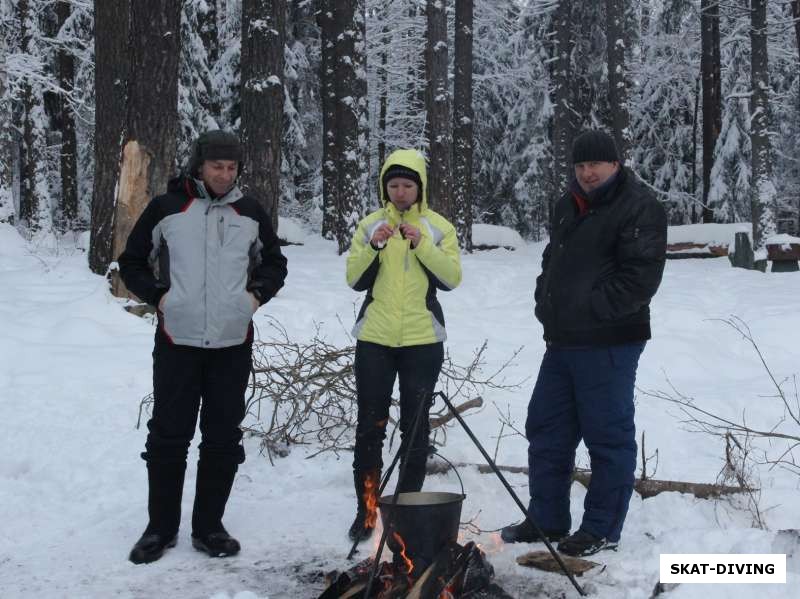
[318,542,510,599]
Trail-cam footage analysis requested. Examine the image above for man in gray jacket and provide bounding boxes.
[119,130,287,564]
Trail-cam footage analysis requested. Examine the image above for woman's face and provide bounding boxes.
[386,177,419,212]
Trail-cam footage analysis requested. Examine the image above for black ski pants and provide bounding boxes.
[142,331,251,468]
[352,340,444,493]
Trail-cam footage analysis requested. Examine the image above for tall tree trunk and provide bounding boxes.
[0,19,15,224]
[18,0,50,234]
[425,0,453,221]
[749,0,776,250]
[691,75,700,222]
[408,5,426,127]
[377,22,389,172]
[332,0,368,254]
[550,0,576,215]
[240,0,286,231]
[606,0,630,160]
[111,1,181,296]
[90,0,130,275]
[56,0,78,230]
[700,0,720,223]
[792,1,800,64]
[453,0,473,251]
[318,0,337,240]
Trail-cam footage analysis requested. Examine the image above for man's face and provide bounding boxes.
[386,177,419,212]
[200,160,239,196]
[574,160,620,193]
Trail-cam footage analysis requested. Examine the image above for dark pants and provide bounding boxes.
[141,332,251,537]
[144,332,250,466]
[353,340,444,493]
[526,342,645,542]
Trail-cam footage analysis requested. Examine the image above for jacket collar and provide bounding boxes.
[568,167,626,207]
[168,174,243,205]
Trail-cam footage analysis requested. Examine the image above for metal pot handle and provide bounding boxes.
[431,450,465,498]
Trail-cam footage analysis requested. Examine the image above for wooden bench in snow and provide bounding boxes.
[666,241,728,259]
[766,234,800,272]
[666,223,750,260]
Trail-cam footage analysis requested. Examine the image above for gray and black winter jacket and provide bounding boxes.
[119,175,288,348]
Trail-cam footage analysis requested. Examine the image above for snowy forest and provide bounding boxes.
[0,0,799,273]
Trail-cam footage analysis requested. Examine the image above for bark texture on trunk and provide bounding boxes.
[700,0,721,223]
[425,0,453,221]
[749,0,776,249]
[606,0,630,160]
[110,1,181,295]
[240,0,286,231]
[453,0,473,251]
[90,0,131,274]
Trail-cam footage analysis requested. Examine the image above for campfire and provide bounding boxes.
[319,539,507,598]
[320,489,512,598]
[320,391,586,597]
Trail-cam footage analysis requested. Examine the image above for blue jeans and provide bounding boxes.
[526,342,645,542]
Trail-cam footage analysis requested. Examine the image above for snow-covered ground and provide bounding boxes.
[1,221,798,598]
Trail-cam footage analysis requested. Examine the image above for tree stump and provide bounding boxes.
[729,232,754,270]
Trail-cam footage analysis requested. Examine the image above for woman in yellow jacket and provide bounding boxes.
[345,149,462,542]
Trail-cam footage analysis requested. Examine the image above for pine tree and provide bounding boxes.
[0,0,15,225]
[453,0,473,250]
[240,0,286,229]
[708,8,751,223]
[629,0,698,223]
[178,0,220,163]
[90,0,130,275]
[17,0,53,234]
[749,0,776,249]
[425,0,453,221]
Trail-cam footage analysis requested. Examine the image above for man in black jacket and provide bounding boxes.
[501,130,667,557]
[119,130,288,564]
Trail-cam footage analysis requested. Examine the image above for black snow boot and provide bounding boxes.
[557,529,618,557]
[500,519,567,544]
[129,533,178,564]
[192,528,241,557]
[129,460,186,564]
[191,458,240,557]
[348,469,380,542]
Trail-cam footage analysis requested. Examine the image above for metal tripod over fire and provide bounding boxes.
[348,390,586,597]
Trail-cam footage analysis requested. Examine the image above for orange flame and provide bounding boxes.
[363,471,379,529]
[392,531,414,576]
[438,586,456,599]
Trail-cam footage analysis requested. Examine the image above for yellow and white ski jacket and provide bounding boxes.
[346,149,462,347]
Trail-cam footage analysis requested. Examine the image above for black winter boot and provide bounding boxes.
[192,528,241,557]
[500,519,567,544]
[129,533,178,564]
[557,529,617,557]
[191,458,240,557]
[348,469,380,542]
[129,461,186,564]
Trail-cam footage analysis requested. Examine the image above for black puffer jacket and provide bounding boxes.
[534,168,667,346]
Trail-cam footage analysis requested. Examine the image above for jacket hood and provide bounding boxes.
[379,149,428,211]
